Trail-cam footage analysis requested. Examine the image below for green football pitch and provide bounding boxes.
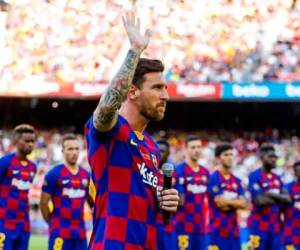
[29,234,47,250]
[28,234,248,250]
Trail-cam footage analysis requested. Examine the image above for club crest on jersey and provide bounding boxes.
[212,185,219,193]
[151,154,158,168]
[201,176,207,183]
[82,179,88,187]
[137,162,158,188]
[253,183,260,190]
[12,170,19,175]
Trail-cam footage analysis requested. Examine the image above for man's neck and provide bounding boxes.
[16,152,27,161]
[65,163,78,174]
[120,102,148,132]
[262,165,272,173]
[187,159,199,171]
[220,166,231,178]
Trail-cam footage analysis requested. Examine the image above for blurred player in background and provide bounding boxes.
[282,161,300,250]
[208,143,247,250]
[85,11,179,250]
[0,124,36,250]
[174,135,210,250]
[247,144,291,250]
[40,134,90,250]
[156,139,177,250]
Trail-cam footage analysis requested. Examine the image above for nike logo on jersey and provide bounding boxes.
[62,179,70,185]
[130,139,138,146]
[12,178,31,190]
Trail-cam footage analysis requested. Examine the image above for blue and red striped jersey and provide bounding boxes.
[174,162,210,234]
[0,153,36,232]
[85,115,161,250]
[248,168,283,233]
[282,181,300,246]
[42,164,89,239]
[208,170,244,238]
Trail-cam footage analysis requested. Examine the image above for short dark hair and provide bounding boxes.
[185,135,200,146]
[260,144,275,154]
[293,161,300,169]
[13,124,35,139]
[157,139,170,149]
[132,58,164,88]
[215,143,233,157]
[61,133,77,147]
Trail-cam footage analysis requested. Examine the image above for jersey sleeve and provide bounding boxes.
[42,167,59,195]
[208,174,222,199]
[174,166,185,195]
[237,179,245,197]
[248,172,263,199]
[85,114,123,143]
[0,155,12,183]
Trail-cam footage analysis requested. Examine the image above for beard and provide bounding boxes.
[140,106,165,121]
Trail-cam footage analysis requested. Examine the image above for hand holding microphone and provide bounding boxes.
[158,163,180,224]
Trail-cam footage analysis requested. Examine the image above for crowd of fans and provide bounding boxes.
[1,0,300,89]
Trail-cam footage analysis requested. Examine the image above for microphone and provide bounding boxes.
[162,163,174,224]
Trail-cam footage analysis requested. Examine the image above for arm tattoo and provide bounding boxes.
[93,49,140,128]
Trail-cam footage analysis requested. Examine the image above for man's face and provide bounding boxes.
[186,140,201,162]
[219,149,233,170]
[294,166,300,181]
[137,72,169,121]
[62,139,80,166]
[262,152,277,169]
[16,133,35,156]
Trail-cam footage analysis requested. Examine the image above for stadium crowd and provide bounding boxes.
[1,0,300,87]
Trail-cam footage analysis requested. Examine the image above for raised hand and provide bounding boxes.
[122,11,151,53]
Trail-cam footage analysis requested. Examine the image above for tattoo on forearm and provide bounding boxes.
[94,49,140,127]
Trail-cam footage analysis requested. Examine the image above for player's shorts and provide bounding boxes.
[208,234,241,250]
[282,245,300,250]
[247,230,281,250]
[49,235,87,250]
[0,229,30,250]
[176,233,207,250]
[157,229,176,250]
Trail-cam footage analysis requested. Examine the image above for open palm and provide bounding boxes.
[122,11,151,53]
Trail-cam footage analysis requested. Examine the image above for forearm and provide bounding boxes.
[266,192,292,204]
[254,194,276,206]
[93,49,141,131]
[227,198,247,209]
[40,203,51,223]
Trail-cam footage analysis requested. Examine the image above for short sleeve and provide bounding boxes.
[174,166,185,195]
[248,172,263,198]
[237,179,245,197]
[0,154,12,183]
[208,174,222,198]
[42,168,59,195]
[85,114,123,142]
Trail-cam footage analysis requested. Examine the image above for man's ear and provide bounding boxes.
[128,85,140,100]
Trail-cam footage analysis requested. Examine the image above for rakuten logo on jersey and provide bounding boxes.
[63,188,85,198]
[12,178,31,190]
[223,191,238,200]
[187,184,207,194]
[137,162,158,188]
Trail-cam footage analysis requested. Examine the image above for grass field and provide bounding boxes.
[29,234,47,250]
[28,234,248,250]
